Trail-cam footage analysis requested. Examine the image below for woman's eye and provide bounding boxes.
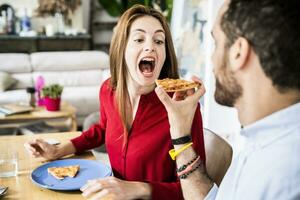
[155,40,164,45]
[134,39,144,43]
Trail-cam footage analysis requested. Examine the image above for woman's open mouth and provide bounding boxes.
[139,57,155,77]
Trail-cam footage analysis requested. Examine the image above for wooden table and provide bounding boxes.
[0,102,77,132]
[0,132,93,200]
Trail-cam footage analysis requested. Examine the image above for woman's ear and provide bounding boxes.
[229,37,250,72]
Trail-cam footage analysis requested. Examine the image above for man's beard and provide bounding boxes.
[214,52,243,107]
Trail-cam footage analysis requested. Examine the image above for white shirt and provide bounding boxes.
[205,102,300,200]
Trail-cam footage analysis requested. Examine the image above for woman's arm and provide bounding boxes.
[24,139,76,160]
[81,177,152,200]
[155,78,214,200]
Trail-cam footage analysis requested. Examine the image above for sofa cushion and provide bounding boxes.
[0,89,29,104]
[31,51,109,71]
[11,73,33,89]
[32,70,103,87]
[61,86,100,116]
[0,72,17,92]
[0,53,32,73]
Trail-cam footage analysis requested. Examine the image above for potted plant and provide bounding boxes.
[41,84,63,111]
[98,0,173,21]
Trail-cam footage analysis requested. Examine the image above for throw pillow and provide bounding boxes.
[0,71,17,92]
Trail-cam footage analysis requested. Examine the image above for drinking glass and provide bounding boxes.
[0,151,18,178]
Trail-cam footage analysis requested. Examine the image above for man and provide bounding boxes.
[155,0,300,199]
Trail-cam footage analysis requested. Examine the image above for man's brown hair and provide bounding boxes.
[221,0,300,92]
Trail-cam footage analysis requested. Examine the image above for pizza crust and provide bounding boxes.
[47,165,80,180]
[156,78,200,92]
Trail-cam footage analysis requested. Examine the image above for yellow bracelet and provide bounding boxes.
[169,142,193,160]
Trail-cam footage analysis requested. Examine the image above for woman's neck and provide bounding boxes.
[127,77,155,99]
[126,76,155,122]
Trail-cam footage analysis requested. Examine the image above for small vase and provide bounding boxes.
[44,97,61,111]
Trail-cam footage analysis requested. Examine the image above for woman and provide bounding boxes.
[25,5,206,200]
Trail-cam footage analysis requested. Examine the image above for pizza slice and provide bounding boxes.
[47,165,80,180]
[156,78,200,92]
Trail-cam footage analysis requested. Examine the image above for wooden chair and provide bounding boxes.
[204,128,232,186]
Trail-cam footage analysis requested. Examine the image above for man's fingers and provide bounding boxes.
[155,86,173,109]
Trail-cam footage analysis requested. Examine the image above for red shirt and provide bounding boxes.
[71,79,206,200]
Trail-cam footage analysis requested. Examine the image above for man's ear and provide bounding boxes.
[229,37,250,72]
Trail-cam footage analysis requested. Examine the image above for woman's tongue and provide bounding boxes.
[140,63,153,77]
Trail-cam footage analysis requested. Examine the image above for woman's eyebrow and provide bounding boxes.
[132,29,165,34]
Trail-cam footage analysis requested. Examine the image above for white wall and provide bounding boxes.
[203,0,241,140]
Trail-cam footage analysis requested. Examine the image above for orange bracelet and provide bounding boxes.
[177,156,201,176]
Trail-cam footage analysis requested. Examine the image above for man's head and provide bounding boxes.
[212,0,300,107]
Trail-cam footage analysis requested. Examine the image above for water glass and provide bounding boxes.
[0,151,18,178]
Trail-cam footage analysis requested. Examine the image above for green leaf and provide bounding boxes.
[98,0,122,17]
[41,84,63,99]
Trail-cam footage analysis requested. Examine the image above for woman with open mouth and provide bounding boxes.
[24,5,206,200]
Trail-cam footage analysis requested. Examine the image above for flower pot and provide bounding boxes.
[44,97,61,111]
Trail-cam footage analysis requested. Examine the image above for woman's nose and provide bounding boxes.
[144,41,155,52]
[145,47,155,52]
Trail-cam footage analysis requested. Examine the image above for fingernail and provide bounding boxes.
[80,184,88,191]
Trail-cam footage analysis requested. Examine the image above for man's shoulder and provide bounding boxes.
[248,131,300,179]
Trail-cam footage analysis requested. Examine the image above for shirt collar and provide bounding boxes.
[240,102,300,148]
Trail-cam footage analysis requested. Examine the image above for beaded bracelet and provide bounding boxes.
[177,156,201,176]
[178,160,203,179]
[171,135,192,145]
[176,155,199,173]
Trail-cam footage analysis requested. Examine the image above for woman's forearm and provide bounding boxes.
[175,145,213,200]
[132,182,152,200]
[54,141,77,159]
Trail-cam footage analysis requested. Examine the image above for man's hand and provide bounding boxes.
[155,76,205,139]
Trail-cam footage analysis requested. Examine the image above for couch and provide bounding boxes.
[0,51,110,126]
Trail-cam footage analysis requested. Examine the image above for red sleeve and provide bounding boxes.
[71,82,108,154]
[191,103,206,163]
[149,182,183,199]
[149,104,205,200]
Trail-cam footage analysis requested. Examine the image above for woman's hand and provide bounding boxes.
[24,139,76,161]
[81,177,151,200]
[24,138,59,160]
[155,76,205,139]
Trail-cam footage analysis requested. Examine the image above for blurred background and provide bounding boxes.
[0,0,240,144]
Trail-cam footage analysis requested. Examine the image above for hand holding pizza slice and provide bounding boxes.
[155,76,205,139]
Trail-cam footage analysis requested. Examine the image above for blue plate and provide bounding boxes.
[31,159,112,191]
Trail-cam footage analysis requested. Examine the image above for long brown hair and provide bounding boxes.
[109,4,179,144]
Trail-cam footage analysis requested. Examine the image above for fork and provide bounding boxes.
[0,186,8,196]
